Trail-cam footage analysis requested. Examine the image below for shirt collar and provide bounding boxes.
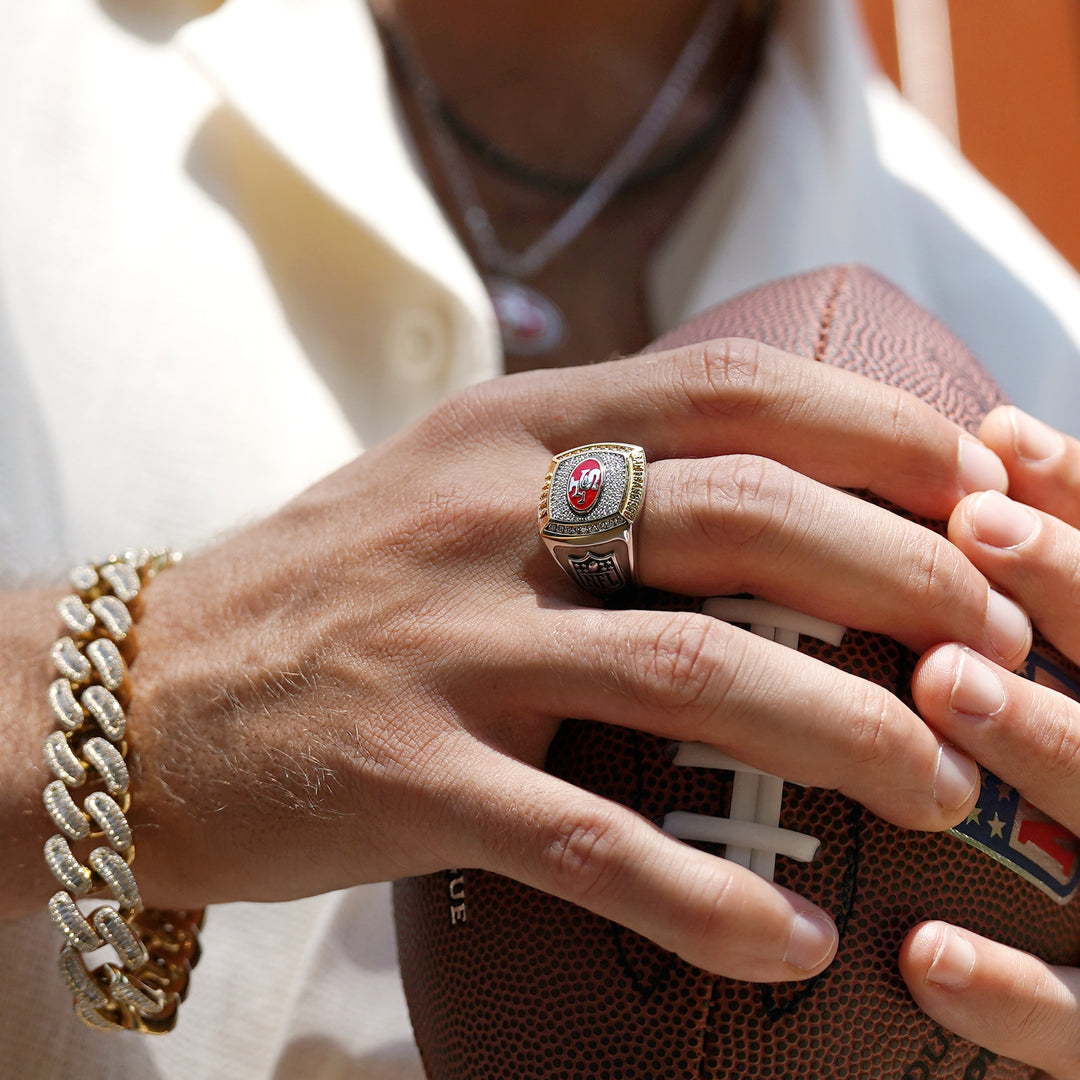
[178,0,492,322]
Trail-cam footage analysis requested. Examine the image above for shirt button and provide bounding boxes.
[384,307,450,385]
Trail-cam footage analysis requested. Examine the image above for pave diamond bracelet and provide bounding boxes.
[43,550,203,1033]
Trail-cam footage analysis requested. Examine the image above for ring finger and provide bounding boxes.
[511,339,1007,521]
[627,455,1032,663]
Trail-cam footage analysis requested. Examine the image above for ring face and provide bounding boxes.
[566,457,604,514]
[538,443,646,595]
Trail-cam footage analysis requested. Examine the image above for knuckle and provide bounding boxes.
[882,384,919,450]
[1035,708,1080,783]
[420,376,546,453]
[630,613,719,710]
[724,455,778,511]
[1064,559,1080,610]
[847,682,900,769]
[902,532,956,616]
[675,338,773,421]
[417,384,490,445]
[539,806,626,902]
[424,381,512,442]
[680,456,797,550]
[685,864,740,945]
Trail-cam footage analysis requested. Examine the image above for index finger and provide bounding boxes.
[508,339,1006,521]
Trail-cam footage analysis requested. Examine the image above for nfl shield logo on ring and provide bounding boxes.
[567,551,626,593]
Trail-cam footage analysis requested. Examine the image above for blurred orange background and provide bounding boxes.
[858,0,1080,272]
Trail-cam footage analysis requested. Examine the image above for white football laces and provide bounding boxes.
[663,598,847,881]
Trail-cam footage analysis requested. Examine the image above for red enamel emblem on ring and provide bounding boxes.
[567,458,603,514]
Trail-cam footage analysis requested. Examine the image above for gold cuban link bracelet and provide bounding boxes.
[42,550,203,1033]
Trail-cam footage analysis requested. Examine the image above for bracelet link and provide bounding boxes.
[42,550,203,1034]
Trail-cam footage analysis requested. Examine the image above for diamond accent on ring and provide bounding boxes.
[542,515,624,538]
[539,443,646,596]
[549,452,628,524]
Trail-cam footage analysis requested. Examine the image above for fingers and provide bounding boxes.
[635,455,1030,663]
[504,605,980,833]
[509,339,1006,520]
[979,405,1080,526]
[912,643,1080,836]
[901,921,1080,1079]
[947,489,1080,662]
[459,746,838,982]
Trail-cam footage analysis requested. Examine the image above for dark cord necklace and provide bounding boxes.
[383,1,775,355]
[427,18,772,200]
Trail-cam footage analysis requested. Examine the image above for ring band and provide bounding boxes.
[538,443,647,596]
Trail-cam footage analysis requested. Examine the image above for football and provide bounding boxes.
[394,266,1080,1079]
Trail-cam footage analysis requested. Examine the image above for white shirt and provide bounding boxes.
[2,0,1079,1076]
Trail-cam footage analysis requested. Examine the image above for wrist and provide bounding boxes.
[39,552,202,1032]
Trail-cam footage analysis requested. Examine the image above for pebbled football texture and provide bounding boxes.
[394,266,1080,1079]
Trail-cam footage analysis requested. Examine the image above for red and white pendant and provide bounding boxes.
[488,277,566,357]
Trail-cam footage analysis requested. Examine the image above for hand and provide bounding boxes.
[114,341,1026,983]
[905,405,1080,1077]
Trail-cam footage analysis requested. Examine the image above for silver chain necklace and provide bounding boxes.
[390,0,738,356]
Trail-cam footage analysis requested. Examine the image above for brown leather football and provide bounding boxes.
[394,266,1080,1079]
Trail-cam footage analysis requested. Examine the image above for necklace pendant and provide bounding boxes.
[488,277,567,357]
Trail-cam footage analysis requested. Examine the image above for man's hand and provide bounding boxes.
[906,406,1080,1077]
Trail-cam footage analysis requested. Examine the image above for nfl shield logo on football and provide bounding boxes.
[951,649,1080,902]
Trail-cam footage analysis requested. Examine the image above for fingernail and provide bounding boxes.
[926,927,976,990]
[985,587,1031,664]
[784,910,837,972]
[933,742,979,810]
[948,648,1005,718]
[1010,406,1064,464]
[970,490,1038,549]
[958,436,1008,494]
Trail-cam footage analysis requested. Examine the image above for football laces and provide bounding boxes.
[663,598,846,881]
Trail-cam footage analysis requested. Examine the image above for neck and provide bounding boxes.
[372,0,727,177]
